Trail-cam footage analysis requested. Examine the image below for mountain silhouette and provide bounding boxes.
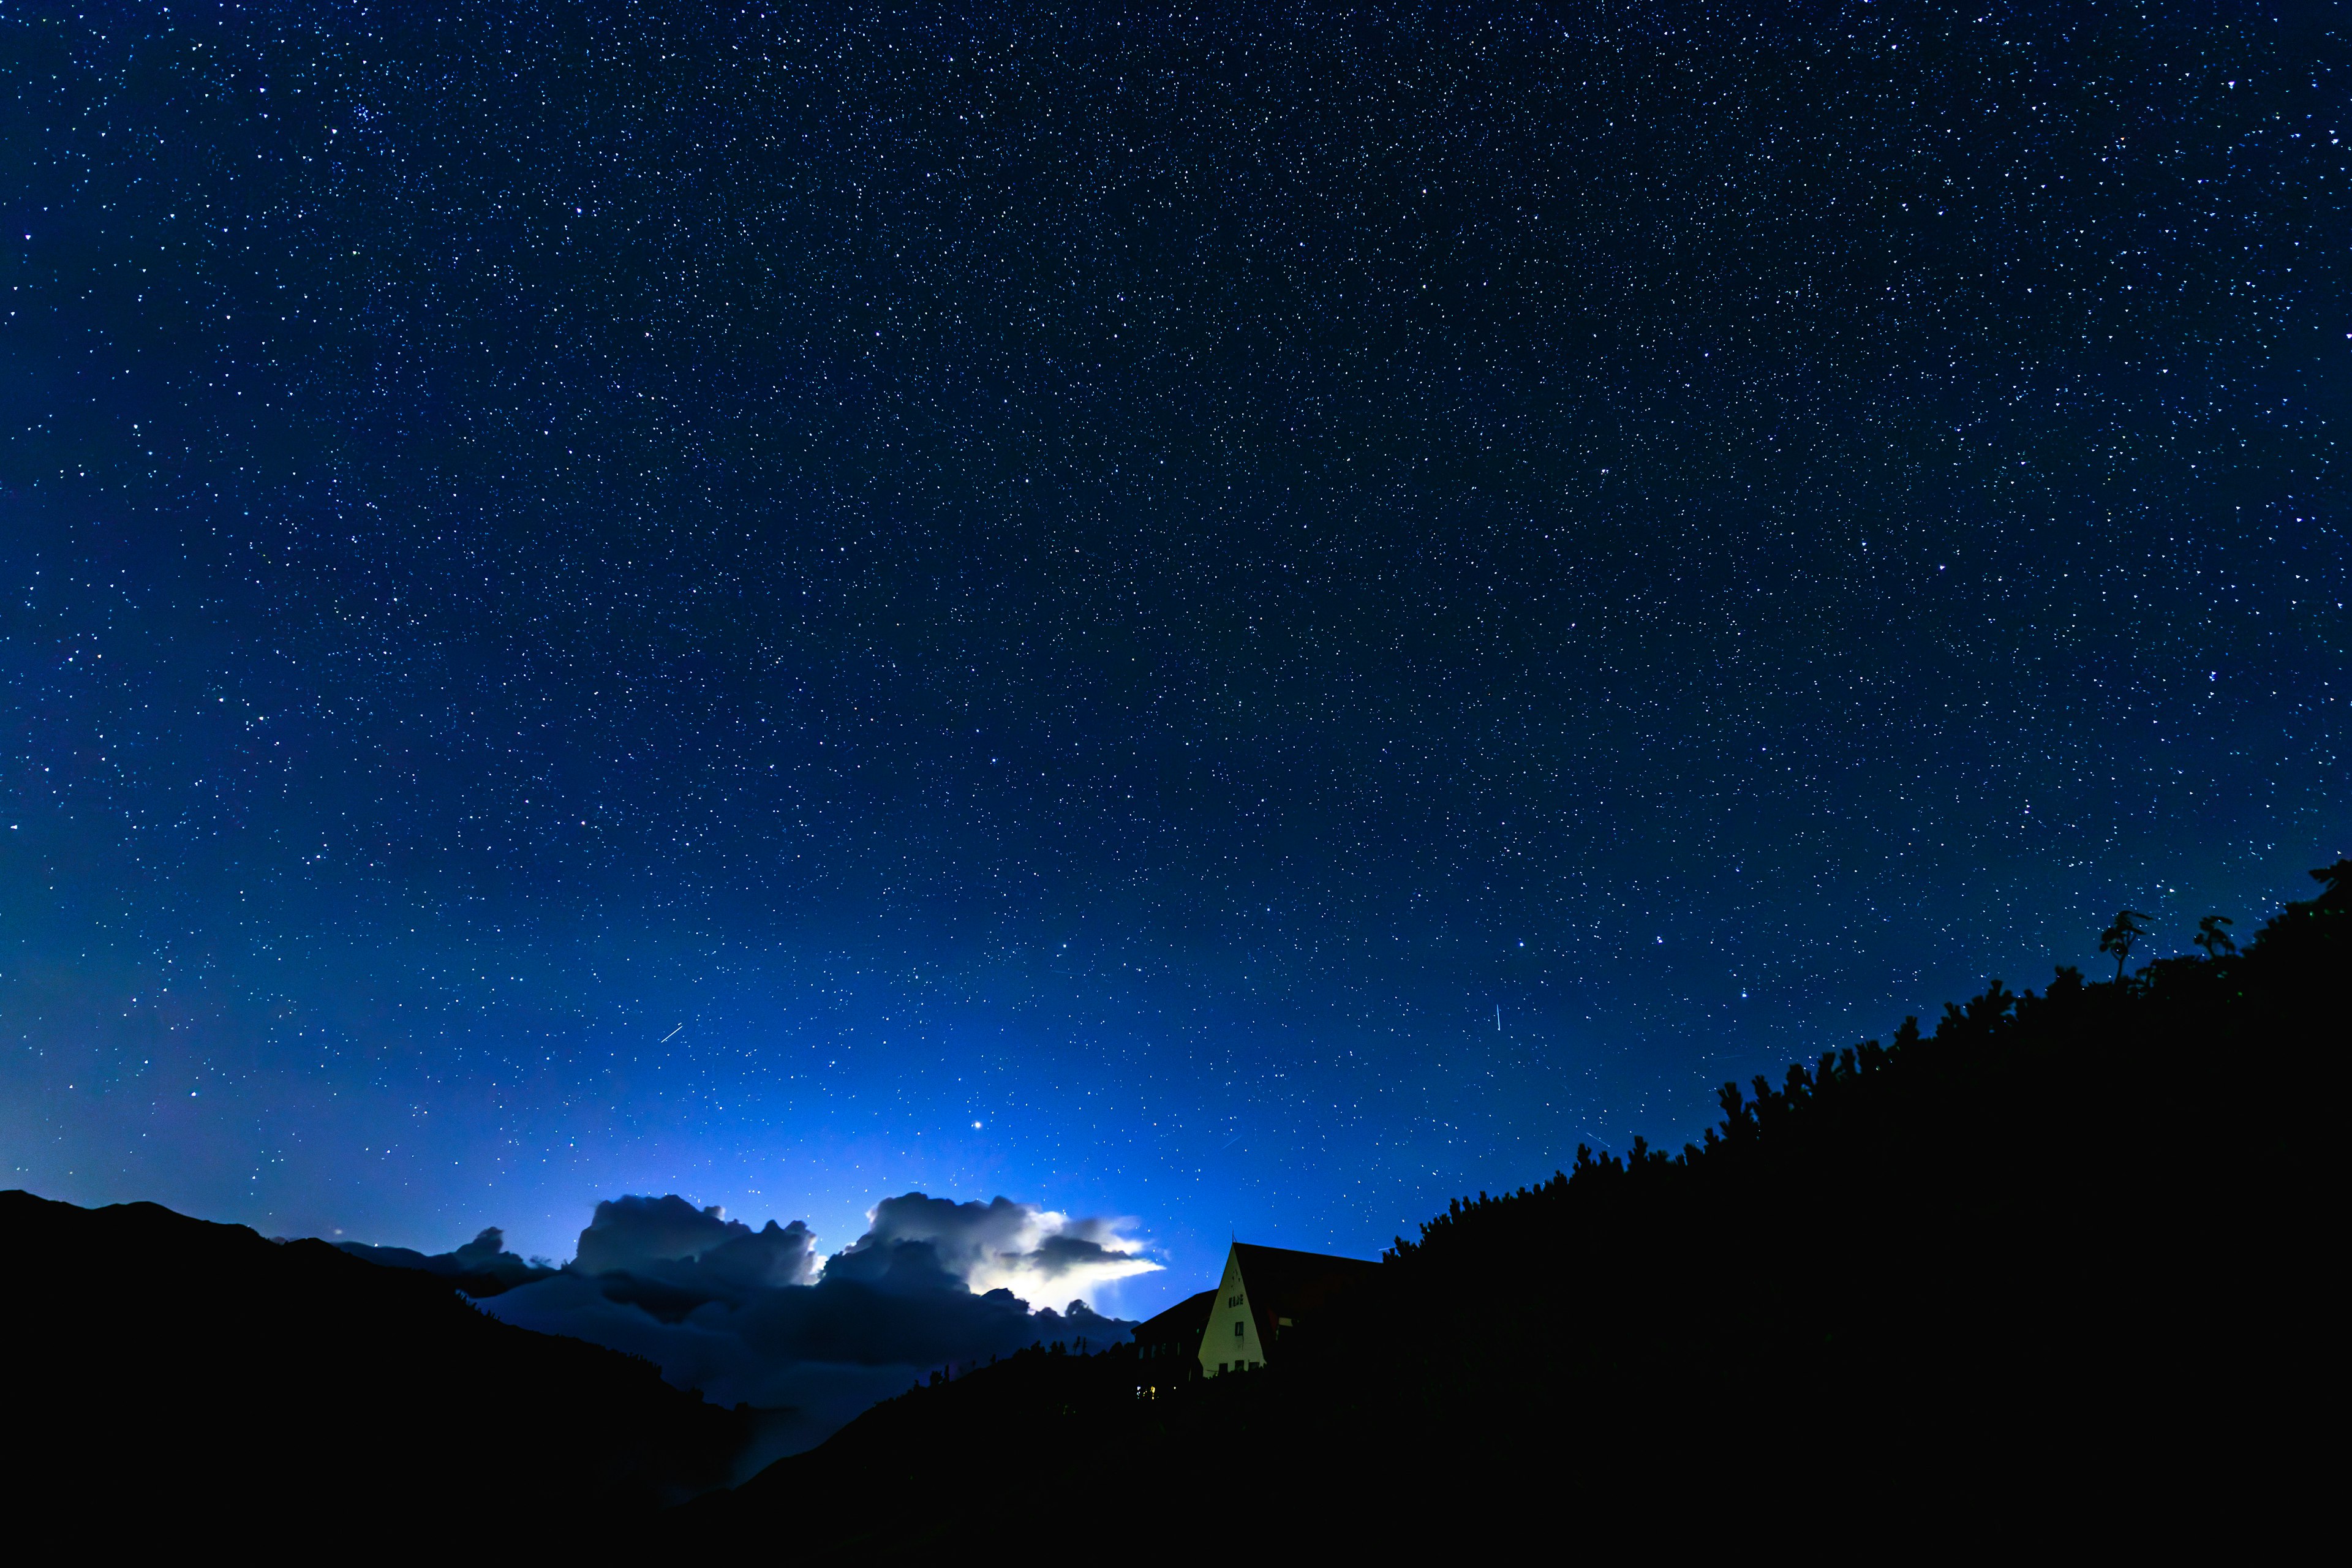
[1,1191,755,1533]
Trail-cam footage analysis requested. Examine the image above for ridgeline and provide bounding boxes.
[7,864,2330,1544]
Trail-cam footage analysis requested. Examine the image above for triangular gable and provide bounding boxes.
[1196,1241,1379,1375]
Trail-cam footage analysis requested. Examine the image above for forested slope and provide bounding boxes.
[688,862,2342,1553]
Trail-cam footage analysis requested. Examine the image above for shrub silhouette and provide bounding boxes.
[2196,913,2236,958]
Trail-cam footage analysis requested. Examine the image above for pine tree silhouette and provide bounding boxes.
[2098,909,2152,981]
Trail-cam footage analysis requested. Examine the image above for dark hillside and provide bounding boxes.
[1,1191,754,1533]
[687,863,2342,1552]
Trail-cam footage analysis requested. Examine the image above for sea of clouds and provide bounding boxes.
[347,1191,1158,1463]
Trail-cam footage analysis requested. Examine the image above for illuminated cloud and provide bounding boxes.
[823,1192,1161,1300]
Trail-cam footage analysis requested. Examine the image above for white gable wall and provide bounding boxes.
[1196,1243,1266,1376]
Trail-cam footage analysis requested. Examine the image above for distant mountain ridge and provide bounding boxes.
[332,1227,557,1295]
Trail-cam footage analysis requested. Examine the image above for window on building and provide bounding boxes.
[1233,1320,1245,1339]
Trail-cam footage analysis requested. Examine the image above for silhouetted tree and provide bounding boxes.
[2193,915,2235,959]
[2098,909,2152,981]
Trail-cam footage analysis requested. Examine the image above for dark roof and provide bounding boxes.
[1232,1242,1381,1342]
[1130,1288,1216,1349]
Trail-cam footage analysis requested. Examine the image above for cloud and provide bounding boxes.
[572,1194,816,1285]
[450,1226,510,1269]
[827,1193,1161,1301]
[470,1191,1154,1468]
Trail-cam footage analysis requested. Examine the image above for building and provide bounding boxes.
[1130,1287,1215,1371]
[1197,1241,1380,1376]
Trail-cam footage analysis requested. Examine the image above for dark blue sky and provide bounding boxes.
[3,1,2343,1318]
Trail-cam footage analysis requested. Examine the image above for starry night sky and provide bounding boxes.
[4,1,2343,1315]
